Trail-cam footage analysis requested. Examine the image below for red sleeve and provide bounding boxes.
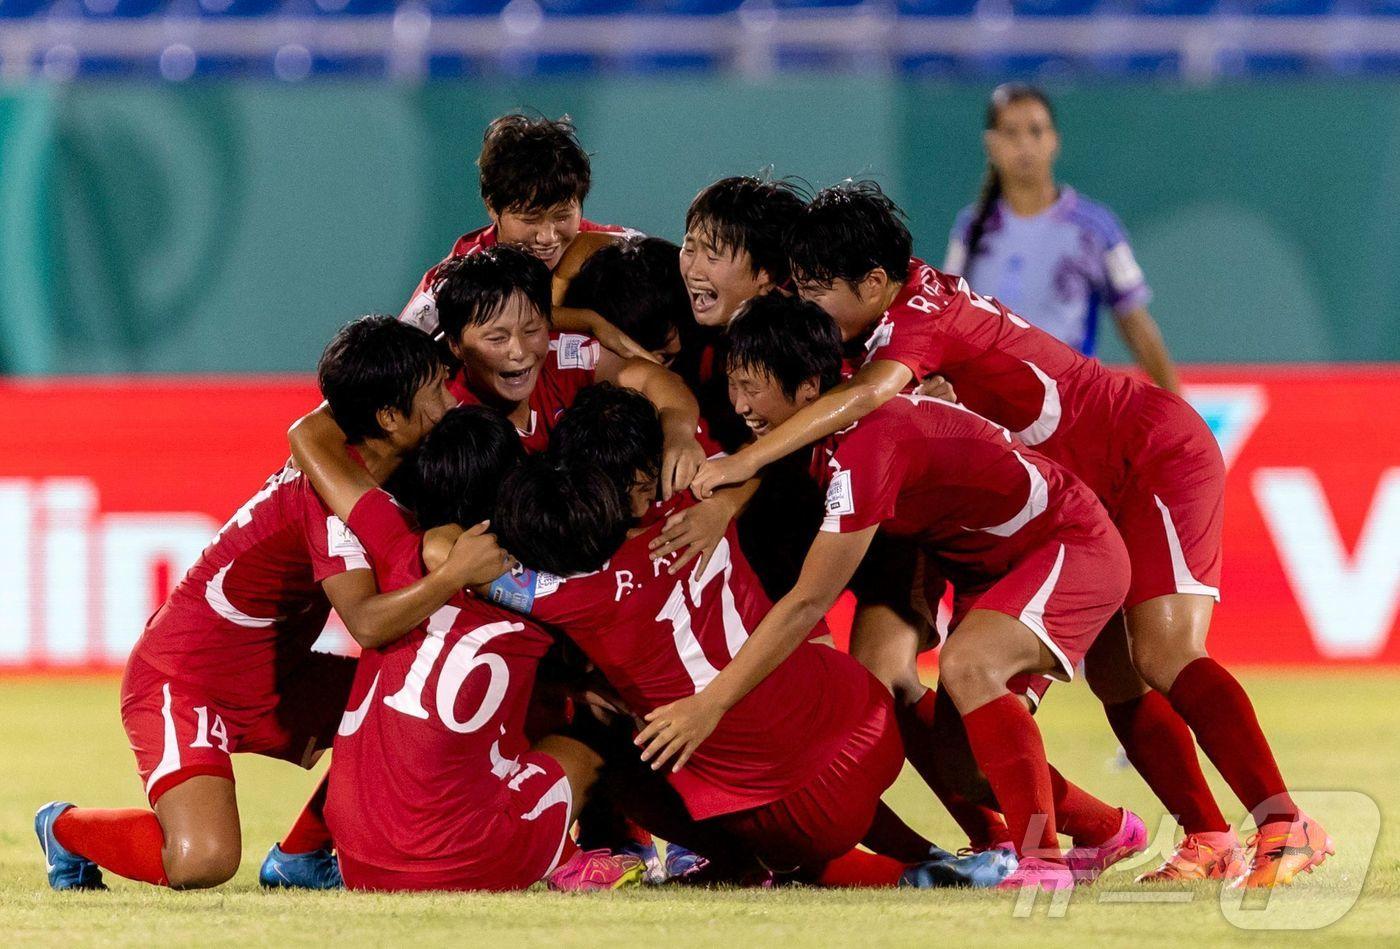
[818,424,905,534]
[863,306,944,381]
[302,487,371,583]
[346,488,426,591]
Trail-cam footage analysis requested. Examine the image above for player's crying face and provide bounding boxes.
[493,200,582,272]
[456,294,550,407]
[680,227,772,328]
[727,365,799,437]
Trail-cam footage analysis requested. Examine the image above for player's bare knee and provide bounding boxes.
[1083,648,1147,704]
[164,835,241,889]
[1127,631,1200,693]
[937,642,1004,709]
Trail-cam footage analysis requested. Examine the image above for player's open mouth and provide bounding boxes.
[689,287,718,315]
[496,365,538,394]
[743,416,770,436]
[532,245,562,266]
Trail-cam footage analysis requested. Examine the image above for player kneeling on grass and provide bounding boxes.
[646,295,1146,892]
[286,404,643,892]
[36,316,507,892]
[481,384,1003,889]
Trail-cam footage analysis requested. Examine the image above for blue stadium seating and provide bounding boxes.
[0,0,53,16]
[894,0,980,15]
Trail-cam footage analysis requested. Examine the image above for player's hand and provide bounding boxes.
[914,374,958,403]
[441,521,512,588]
[421,523,464,572]
[660,430,706,501]
[648,494,735,575]
[690,453,755,500]
[635,693,723,773]
[593,316,661,365]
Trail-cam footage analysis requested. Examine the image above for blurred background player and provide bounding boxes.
[398,112,652,363]
[943,84,1178,393]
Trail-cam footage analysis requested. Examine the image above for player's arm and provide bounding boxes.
[550,231,659,364]
[648,477,761,575]
[320,526,506,651]
[691,359,913,497]
[1114,306,1180,394]
[599,355,706,499]
[635,525,879,772]
[287,405,376,521]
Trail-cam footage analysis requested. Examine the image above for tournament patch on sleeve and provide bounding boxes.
[553,333,601,371]
[824,468,855,518]
[326,516,370,569]
[1104,242,1146,295]
[400,291,439,335]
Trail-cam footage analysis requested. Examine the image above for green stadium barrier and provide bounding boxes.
[0,81,1396,374]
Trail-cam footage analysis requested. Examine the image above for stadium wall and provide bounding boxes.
[2,368,1398,670]
[1,81,1399,374]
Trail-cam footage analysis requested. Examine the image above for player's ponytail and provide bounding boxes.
[965,83,1056,261]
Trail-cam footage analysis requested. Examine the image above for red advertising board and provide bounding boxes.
[2,368,1398,669]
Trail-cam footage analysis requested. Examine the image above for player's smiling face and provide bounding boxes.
[680,226,773,328]
[796,275,885,342]
[453,292,550,411]
[727,364,816,437]
[491,200,582,272]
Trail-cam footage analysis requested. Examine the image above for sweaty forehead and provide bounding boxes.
[503,199,580,220]
[477,292,545,329]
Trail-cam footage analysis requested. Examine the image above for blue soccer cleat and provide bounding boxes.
[900,846,1019,889]
[618,837,666,884]
[35,801,106,891]
[662,842,709,881]
[258,843,343,890]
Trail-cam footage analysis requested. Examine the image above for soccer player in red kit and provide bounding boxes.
[488,385,991,888]
[35,316,507,891]
[651,295,1143,891]
[287,404,644,892]
[693,183,1333,888]
[431,246,705,494]
[398,112,652,363]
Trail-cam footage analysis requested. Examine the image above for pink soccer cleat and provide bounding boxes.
[995,857,1075,892]
[1064,809,1148,884]
[546,848,646,892]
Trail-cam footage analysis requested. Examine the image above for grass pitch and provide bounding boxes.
[1,672,1396,947]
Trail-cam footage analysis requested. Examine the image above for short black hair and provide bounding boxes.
[478,112,591,215]
[496,456,631,577]
[685,176,807,286]
[550,383,663,496]
[317,314,444,444]
[722,293,844,399]
[433,246,553,342]
[788,180,912,288]
[410,405,524,529]
[563,237,687,353]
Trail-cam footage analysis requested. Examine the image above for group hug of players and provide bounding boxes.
[37,113,1335,897]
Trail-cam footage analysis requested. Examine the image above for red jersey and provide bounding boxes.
[860,259,1149,506]
[132,463,368,706]
[399,220,638,335]
[489,494,873,820]
[446,332,600,454]
[327,489,557,878]
[814,394,1113,592]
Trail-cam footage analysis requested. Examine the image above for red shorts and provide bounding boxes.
[1113,387,1225,609]
[713,678,903,873]
[338,750,573,892]
[953,522,1131,686]
[120,650,356,804]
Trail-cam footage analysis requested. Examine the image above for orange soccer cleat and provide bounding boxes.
[1232,815,1335,889]
[1135,830,1246,883]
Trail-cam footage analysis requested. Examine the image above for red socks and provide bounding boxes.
[960,693,1060,861]
[816,848,908,888]
[1047,766,1121,846]
[1169,657,1298,826]
[895,688,1013,850]
[53,807,169,886]
[861,801,939,864]
[279,775,334,854]
[1105,690,1230,834]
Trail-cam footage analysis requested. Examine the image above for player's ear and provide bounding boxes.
[376,405,405,437]
[752,266,774,294]
[859,268,889,299]
[795,377,821,406]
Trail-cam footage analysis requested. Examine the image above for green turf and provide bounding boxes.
[2,672,1396,947]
